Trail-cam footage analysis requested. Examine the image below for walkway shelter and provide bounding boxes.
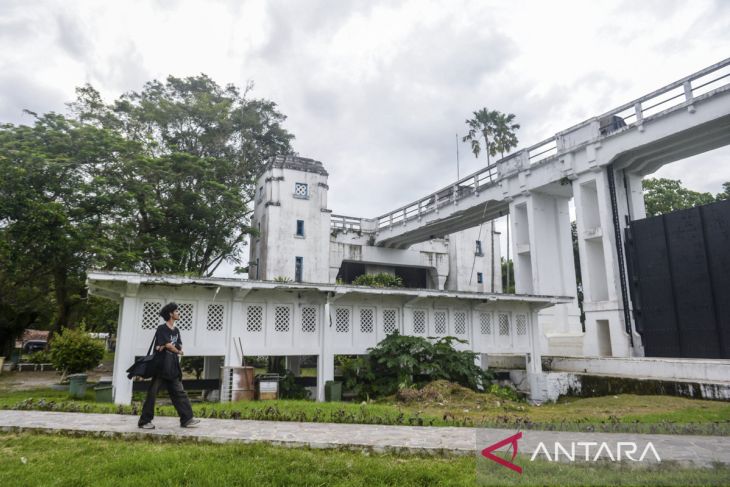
[86,271,571,404]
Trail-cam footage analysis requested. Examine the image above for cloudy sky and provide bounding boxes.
[1,0,729,272]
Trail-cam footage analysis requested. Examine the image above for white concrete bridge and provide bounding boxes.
[332,58,730,359]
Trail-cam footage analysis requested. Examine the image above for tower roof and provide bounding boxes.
[259,155,329,177]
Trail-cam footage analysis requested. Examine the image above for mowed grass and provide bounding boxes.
[1,433,728,486]
[2,384,730,431]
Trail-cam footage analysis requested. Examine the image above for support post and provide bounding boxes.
[316,297,334,401]
[112,296,139,405]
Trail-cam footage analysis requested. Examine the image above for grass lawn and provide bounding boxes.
[0,432,728,486]
[1,382,729,434]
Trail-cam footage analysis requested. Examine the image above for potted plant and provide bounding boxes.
[49,327,105,399]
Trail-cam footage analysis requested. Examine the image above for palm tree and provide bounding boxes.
[462,108,500,167]
[462,108,520,293]
[492,112,520,160]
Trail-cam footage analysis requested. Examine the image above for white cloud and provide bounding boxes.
[1,0,728,276]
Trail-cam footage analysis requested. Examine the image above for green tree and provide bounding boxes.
[49,326,105,378]
[492,112,520,160]
[642,178,716,217]
[0,75,295,347]
[69,75,294,275]
[716,182,730,202]
[462,108,520,168]
[500,258,515,294]
[0,114,138,337]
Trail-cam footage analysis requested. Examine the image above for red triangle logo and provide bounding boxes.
[480,431,523,474]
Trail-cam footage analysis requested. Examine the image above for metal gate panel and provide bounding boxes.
[703,201,730,356]
[626,199,730,358]
[664,208,720,358]
[628,217,681,357]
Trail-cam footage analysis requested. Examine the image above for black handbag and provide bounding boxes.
[126,336,159,379]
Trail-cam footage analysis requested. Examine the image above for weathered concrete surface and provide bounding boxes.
[1,410,729,467]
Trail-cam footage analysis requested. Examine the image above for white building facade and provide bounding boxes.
[249,155,502,292]
[87,271,568,405]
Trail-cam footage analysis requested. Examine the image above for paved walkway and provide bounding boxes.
[1,411,729,467]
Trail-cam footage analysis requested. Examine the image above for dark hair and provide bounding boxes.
[160,302,179,321]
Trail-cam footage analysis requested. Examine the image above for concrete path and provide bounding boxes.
[1,410,729,467]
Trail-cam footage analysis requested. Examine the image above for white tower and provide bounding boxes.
[249,155,331,283]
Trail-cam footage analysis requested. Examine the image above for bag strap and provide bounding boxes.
[146,335,156,356]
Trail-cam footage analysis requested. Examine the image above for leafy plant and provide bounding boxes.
[352,273,403,288]
[340,332,492,400]
[272,276,292,283]
[488,384,521,402]
[29,351,52,365]
[49,326,105,377]
[278,371,310,400]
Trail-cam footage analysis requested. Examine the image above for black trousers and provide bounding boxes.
[139,375,194,426]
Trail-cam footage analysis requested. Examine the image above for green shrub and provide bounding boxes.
[29,351,52,364]
[352,273,403,288]
[278,371,311,400]
[50,327,105,376]
[340,332,492,400]
[488,384,521,402]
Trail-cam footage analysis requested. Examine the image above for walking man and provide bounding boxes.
[138,302,200,429]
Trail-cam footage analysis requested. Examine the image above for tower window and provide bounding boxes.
[475,240,483,256]
[477,272,483,284]
[294,183,308,199]
[296,220,305,236]
[295,256,303,282]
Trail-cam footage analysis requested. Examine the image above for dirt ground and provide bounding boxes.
[0,358,114,392]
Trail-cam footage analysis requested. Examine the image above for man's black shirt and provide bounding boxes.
[154,324,182,351]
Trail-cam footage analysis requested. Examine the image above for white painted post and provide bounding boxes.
[112,295,139,405]
[317,297,334,401]
[526,308,546,403]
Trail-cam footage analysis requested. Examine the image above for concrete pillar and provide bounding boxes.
[227,289,248,367]
[510,192,582,354]
[112,296,138,405]
[573,170,633,357]
[316,297,334,401]
[526,308,547,404]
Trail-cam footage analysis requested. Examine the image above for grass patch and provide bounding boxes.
[1,384,729,434]
[0,432,728,486]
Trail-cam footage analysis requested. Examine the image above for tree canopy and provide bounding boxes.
[0,75,294,342]
[462,108,520,166]
[642,178,727,217]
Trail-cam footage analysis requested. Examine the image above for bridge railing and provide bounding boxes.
[376,159,503,231]
[559,57,730,145]
[371,58,730,233]
[331,214,364,232]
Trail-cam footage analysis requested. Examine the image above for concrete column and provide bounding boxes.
[574,170,632,357]
[226,290,247,366]
[526,308,547,404]
[624,171,647,221]
[316,297,334,401]
[510,192,582,354]
[112,296,139,405]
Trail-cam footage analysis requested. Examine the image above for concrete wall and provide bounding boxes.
[445,223,501,293]
[251,165,330,283]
